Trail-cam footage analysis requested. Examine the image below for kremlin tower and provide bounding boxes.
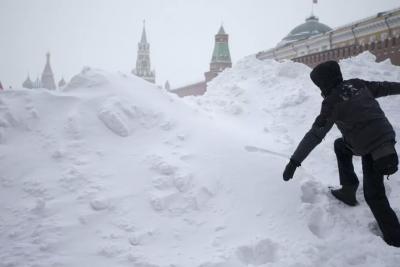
[41,53,56,90]
[132,21,156,84]
[205,25,232,82]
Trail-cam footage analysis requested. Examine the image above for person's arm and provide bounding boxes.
[283,101,334,181]
[290,118,334,164]
[283,120,334,181]
[364,80,400,98]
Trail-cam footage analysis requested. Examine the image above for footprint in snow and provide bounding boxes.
[307,207,333,239]
[368,221,383,238]
[236,238,278,265]
[300,180,322,204]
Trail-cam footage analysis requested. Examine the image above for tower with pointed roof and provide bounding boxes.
[22,75,34,89]
[132,21,155,84]
[41,53,56,90]
[204,25,232,82]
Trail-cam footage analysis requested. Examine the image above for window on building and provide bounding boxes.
[377,41,382,50]
[385,39,389,48]
[393,38,397,46]
[371,42,375,50]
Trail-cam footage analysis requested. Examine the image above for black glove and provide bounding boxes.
[283,159,300,181]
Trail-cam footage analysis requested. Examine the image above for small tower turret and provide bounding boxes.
[164,80,170,91]
[23,75,34,89]
[58,77,66,88]
[33,76,42,89]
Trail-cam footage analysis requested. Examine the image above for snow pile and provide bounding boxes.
[1,52,400,267]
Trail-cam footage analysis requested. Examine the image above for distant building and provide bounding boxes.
[41,52,57,90]
[22,75,34,89]
[171,25,232,97]
[132,21,156,83]
[0,81,3,90]
[22,53,59,89]
[257,7,400,67]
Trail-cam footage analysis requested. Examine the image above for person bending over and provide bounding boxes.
[283,60,400,247]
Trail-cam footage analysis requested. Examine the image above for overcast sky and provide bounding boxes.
[0,0,399,88]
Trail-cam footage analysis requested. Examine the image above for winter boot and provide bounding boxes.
[383,228,400,247]
[330,184,359,206]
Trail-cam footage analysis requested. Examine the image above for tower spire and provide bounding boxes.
[141,20,147,43]
[311,0,318,16]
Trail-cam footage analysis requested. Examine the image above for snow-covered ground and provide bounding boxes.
[1,53,400,267]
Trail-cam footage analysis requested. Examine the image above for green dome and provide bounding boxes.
[279,15,332,46]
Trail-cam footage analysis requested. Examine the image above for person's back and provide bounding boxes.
[324,78,395,156]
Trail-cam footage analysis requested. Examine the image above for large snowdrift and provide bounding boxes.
[1,53,400,267]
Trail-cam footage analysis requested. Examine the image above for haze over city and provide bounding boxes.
[0,0,399,88]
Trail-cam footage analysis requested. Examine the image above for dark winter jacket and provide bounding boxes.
[291,61,400,164]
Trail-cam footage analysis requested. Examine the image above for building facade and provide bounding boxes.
[171,25,232,97]
[257,8,400,68]
[132,22,156,83]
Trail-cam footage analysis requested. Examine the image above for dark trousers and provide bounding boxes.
[334,138,400,245]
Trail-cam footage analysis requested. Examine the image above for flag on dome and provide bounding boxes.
[313,0,318,3]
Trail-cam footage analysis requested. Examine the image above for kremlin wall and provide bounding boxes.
[257,7,400,67]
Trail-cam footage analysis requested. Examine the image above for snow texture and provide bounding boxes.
[1,52,400,266]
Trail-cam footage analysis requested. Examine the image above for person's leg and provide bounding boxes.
[362,154,400,246]
[331,138,359,206]
[334,138,359,186]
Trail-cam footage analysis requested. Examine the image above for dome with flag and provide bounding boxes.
[278,15,332,47]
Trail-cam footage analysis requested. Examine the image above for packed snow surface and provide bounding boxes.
[1,52,400,267]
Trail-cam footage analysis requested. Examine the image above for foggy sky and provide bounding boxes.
[0,0,399,88]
